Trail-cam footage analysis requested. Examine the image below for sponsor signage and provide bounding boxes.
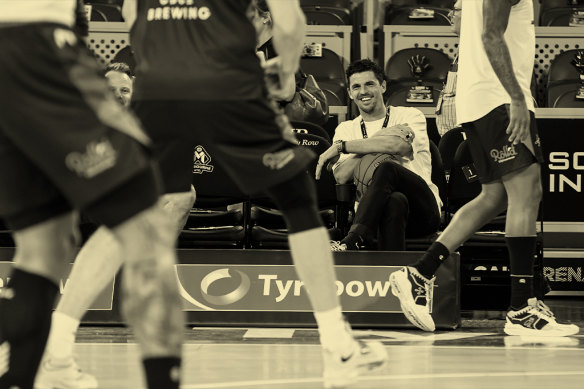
[0,261,114,310]
[544,256,584,292]
[539,118,584,222]
[176,264,424,313]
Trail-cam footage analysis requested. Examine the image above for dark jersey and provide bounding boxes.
[131,0,264,101]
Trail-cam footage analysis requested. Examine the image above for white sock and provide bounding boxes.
[314,306,355,357]
[46,311,80,360]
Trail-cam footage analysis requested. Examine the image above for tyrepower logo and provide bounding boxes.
[175,264,414,312]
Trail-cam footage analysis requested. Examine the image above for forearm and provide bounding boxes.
[344,136,411,157]
[333,158,360,184]
[482,35,524,101]
[482,0,524,101]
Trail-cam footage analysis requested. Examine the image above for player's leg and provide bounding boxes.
[0,209,78,388]
[389,181,507,331]
[37,188,195,389]
[502,163,578,336]
[265,171,388,388]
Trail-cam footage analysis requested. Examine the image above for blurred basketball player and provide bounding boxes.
[0,1,185,389]
[389,0,579,337]
[36,0,388,388]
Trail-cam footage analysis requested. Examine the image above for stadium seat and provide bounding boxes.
[301,48,347,104]
[302,6,352,25]
[552,86,584,107]
[385,5,451,26]
[385,47,451,86]
[180,146,250,249]
[540,6,584,26]
[248,133,341,249]
[300,0,352,7]
[445,139,480,218]
[111,46,136,74]
[86,2,123,21]
[546,49,583,106]
[438,127,466,183]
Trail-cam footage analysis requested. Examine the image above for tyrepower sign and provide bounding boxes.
[176,264,419,313]
[0,261,115,310]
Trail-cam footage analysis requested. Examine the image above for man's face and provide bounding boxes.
[449,0,462,36]
[105,71,133,108]
[348,70,386,114]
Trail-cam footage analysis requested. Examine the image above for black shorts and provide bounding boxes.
[462,105,544,184]
[133,98,315,195]
[0,24,158,229]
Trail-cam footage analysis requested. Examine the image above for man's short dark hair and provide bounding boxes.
[105,62,133,78]
[346,59,385,85]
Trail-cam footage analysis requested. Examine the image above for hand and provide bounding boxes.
[506,98,530,145]
[315,144,340,180]
[263,57,296,102]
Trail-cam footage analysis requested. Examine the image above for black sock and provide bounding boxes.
[411,241,450,279]
[143,357,181,389]
[0,268,59,388]
[507,236,536,310]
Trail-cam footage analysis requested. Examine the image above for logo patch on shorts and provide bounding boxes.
[65,138,118,178]
[193,145,214,174]
[490,144,518,163]
[262,149,295,170]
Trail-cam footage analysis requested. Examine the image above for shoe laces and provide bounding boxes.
[534,299,555,319]
[330,241,347,251]
[409,268,434,307]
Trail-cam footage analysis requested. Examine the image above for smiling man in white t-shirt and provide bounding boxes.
[316,59,441,251]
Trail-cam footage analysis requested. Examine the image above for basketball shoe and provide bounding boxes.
[504,298,580,337]
[389,266,436,332]
[322,339,387,388]
[35,356,98,389]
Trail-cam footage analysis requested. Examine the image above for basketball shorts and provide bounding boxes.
[462,104,544,184]
[0,23,159,229]
[132,98,315,196]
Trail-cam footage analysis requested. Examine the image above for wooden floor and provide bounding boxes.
[74,298,584,389]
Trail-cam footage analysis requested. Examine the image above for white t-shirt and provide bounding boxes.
[456,0,535,124]
[0,0,76,27]
[332,106,442,212]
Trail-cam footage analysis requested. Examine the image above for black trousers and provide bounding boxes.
[349,161,441,250]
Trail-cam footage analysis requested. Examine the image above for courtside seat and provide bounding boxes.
[291,120,332,143]
[385,48,451,93]
[111,46,136,74]
[179,145,250,249]
[248,133,342,249]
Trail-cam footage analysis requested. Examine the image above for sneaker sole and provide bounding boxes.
[504,322,580,337]
[323,343,388,388]
[389,271,435,332]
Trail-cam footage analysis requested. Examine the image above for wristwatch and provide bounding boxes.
[334,140,346,154]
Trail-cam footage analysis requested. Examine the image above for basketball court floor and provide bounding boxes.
[69,297,584,389]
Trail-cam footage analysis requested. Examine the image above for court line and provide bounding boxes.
[135,370,584,389]
[76,342,584,351]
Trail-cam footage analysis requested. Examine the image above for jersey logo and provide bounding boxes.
[193,145,214,174]
[65,138,118,179]
[263,149,295,170]
[146,3,211,22]
[490,144,518,163]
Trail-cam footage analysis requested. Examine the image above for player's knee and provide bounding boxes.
[265,172,323,233]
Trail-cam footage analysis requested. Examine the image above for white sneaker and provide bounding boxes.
[330,241,347,251]
[322,340,387,388]
[504,298,580,337]
[35,356,98,389]
[389,266,436,332]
